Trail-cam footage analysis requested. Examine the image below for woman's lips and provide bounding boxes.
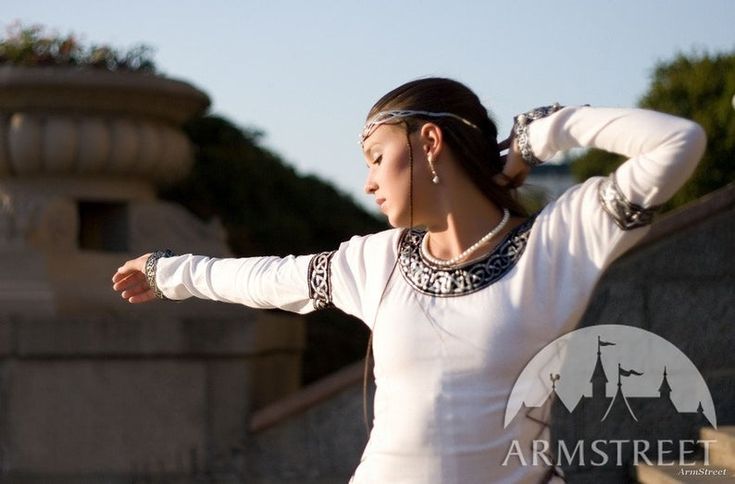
[376,198,386,208]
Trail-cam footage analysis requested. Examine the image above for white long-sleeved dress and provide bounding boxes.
[153,107,706,484]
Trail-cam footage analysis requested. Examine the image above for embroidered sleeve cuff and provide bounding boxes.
[145,249,175,300]
[308,251,336,309]
[513,103,564,166]
[598,173,661,230]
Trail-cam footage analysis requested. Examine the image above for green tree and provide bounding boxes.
[571,50,735,209]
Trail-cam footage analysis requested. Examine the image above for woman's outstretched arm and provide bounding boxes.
[112,252,317,313]
[112,229,401,323]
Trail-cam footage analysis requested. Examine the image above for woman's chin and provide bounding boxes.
[385,212,412,229]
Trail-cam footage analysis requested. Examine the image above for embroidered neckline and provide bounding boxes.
[398,214,537,297]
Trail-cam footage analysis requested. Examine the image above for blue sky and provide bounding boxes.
[4,1,734,212]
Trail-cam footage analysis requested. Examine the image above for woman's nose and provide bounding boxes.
[364,177,377,194]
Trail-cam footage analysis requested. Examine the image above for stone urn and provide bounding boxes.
[0,66,209,183]
[0,65,219,310]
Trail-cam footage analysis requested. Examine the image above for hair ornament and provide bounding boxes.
[360,110,481,147]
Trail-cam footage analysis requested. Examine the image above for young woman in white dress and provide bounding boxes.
[112,78,706,483]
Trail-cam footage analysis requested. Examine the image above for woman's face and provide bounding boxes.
[362,123,432,228]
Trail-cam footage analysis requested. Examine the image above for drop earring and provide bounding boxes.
[427,154,439,184]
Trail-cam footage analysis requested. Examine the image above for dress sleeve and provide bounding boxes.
[153,229,400,321]
[527,106,706,269]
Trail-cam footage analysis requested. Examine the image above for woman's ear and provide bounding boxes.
[419,122,444,159]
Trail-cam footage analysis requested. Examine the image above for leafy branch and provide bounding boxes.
[0,21,156,72]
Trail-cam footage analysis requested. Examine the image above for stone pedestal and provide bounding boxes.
[0,67,305,482]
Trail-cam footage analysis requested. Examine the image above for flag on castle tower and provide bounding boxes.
[619,367,644,377]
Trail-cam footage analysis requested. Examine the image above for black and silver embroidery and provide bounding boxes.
[598,173,660,230]
[308,251,336,309]
[398,216,536,297]
[145,249,175,300]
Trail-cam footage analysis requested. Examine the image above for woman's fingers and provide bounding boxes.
[112,271,145,294]
[112,270,132,283]
[498,136,511,151]
[115,254,150,277]
[493,172,512,187]
[127,291,156,304]
[112,255,149,286]
[502,166,530,188]
[112,271,144,290]
[114,273,147,294]
[498,124,515,152]
[495,151,530,188]
[497,132,531,187]
[117,277,155,304]
[121,283,153,301]
[111,253,156,304]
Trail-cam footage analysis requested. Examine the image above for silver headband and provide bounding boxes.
[359,109,481,146]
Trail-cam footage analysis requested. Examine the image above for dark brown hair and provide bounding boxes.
[367,77,528,217]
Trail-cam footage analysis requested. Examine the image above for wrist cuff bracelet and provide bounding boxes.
[513,103,563,166]
[145,249,175,300]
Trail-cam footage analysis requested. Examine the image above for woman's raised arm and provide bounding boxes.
[528,106,706,211]
[526,105,707,270]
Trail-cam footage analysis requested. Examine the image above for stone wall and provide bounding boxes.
[0,288,305,483]
[245,380,373,483]
[553,184,735,483]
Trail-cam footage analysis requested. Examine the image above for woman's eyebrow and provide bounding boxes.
[363,144,380,159]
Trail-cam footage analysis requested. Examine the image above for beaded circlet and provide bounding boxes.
[360,110,481,147]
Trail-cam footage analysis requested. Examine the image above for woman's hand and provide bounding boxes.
[112,253,156,304]
[495,131,531,188]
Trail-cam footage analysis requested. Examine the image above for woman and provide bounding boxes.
[112,78,706,483]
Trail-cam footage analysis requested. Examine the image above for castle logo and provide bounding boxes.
[502,324,718,469]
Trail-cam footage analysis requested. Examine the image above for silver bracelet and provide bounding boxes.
[513,103,563,166]
[145,249,175,300]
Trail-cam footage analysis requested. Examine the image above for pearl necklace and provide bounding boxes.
[420,208,511,268]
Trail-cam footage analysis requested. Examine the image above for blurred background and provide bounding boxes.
[0,1,733,483]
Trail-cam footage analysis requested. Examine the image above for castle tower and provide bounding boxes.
[658,366,673,400]
[601,364,638,423]
[590,336,613,399]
